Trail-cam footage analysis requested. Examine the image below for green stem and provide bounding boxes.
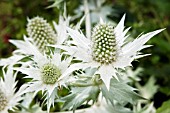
[84,0,91,39]
[70,82,95,87]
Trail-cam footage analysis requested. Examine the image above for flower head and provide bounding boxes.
[0,89,8,112]
[41,63,61,84]
[55,15,164,90]
[27,16,57,53]
[15,51,72,112]
[8,15,70,58]
[0,67,26,113]
[92,23,117,64]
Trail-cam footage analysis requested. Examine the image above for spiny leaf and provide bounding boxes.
[137,76,159,99]
[83,102,133,113]
[101,78,144,105]
[47,0,64,9]
[97,103,133,113]
[61,86,100,111]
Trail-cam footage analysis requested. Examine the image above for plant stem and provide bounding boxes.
[70,82,94,87]
[84,0,91,39]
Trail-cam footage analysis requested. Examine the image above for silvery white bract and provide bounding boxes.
[0,55,25,67]
[14,51,72,112]
[10,36,41,56]
[54,15,164,90]
[0,67,26,113]
[53,15,70,45]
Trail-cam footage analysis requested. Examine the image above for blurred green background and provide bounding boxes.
[0,0,170,112]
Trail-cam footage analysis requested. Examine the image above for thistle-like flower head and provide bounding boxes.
[0,89,8,112]
[7,16,69,59]
[0,67,26,113]
[41,63,61,84]
[55,15,164,90]
[15,51,72,112]
[27,16,57,53]
[92,23,117,64]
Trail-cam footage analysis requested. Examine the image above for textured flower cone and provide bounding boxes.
[27,17,56,53]
[0,89,8,111]
[41,63,61,84]
[92,23,117,64]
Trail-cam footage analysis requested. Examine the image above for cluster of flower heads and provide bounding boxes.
[0,16,70,112]
[0,14,164,112]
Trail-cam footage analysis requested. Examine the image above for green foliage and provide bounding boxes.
[136,76,159,99]
[101,78,144,105]
[156,99,170,113]
[61,86,100,111]
[136,102,156,113]
[47,0,65,9]
[160,87,170,96]
[90,103,133,113]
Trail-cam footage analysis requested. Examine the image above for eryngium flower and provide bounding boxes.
[8,16,69,58]
[15,51,72,112]
[27,16,57,53]
[54,15,164,89]
[0,68,26,113]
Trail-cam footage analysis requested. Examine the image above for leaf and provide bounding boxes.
[137,76,159,99]
[103,104,133,113]
[61,86,100,111]
[47,0,64,9]
[160,87,170,96]
[86,102,133,113]
[135,102,156,113]
[124,67,143,82]
[101,78,144,105]
[156,100,170,113]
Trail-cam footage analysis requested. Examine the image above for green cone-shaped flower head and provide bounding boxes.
[27,17,56,53]
[41,63,61,84]
[92,23,117,64]
[0,89,8,111]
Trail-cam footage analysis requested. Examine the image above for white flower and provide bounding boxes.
[54,15,164,90]
[0,67,26,113]
[15,51,72,112]
[9,15,70,57]
[0,15,73,69]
